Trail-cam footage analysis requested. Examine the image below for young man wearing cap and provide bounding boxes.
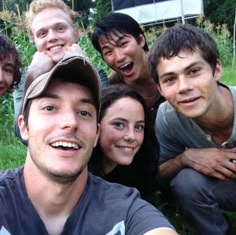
[0,55,178,235]
[91,13,165,125]
[0,33,22,96]
[149,24,236,234]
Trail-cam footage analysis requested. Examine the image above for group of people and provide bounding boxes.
[0,0,235,234]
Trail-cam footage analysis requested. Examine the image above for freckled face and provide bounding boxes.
[99,97,145,167]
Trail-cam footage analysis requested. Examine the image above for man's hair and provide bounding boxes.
[0,33,22,91]
[25,0,79,40]
[91,13,149,55]
[148,24,220,84]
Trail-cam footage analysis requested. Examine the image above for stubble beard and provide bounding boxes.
[28,146,89,185]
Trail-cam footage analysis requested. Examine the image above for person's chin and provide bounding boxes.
[50,53,65,63]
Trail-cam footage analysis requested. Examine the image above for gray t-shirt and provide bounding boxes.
[0,167,174,235]
[156,85,236,163]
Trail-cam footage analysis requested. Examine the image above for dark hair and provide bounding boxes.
[0,33,22,91]
[148,24,219,84]
[91,13,149,55]
[89,84,159,196]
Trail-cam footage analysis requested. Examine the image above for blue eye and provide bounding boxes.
[113,122,125,129]
[135,124,144,132]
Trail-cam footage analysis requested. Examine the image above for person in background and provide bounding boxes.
[91,13,165,125]
[13,0,108,140]
[0,33,22,96]
[0,54,178,235]
[149,24,236,235]
[89,84,159,200]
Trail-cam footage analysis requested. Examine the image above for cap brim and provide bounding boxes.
[22,55,101,113]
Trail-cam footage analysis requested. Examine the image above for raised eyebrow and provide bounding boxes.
[80,98,96,107]
[136,120,145,124]
[37,93,59,99]
[159,61,203,80]
[112,118,145,124]
[184,62,202,71]
[159,72,175,81]
[37,93,95,106]
[54,22,67,28]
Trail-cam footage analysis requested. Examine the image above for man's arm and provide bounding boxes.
[144,227,178,235]
[156,103,236,181]
[160,148,236,180]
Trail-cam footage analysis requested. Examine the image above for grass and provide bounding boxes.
[0,66,236,234]
[222,66,236,85]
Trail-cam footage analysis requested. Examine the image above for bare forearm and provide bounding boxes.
[159,153,187,179]
[144,228,178,235]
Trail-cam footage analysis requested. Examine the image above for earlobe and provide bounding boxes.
[74,29,80,43]
[214,59,223,82]
[157,84,163,96]
[94,123,100,147]
[139,34,146,48]
[18,115,29,142]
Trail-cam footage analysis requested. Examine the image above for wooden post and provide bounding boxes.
[180,0,185,24]
[232,11,236,68]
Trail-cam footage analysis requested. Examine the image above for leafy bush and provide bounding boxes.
[196,18,233,66]
[79,33,111,74]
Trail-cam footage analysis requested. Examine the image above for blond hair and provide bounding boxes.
[25,0,79,39]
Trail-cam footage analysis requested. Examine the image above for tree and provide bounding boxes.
[65,0,95,29]
[204,0,236,34]
[95,0,112,25]
[1,0,31,12]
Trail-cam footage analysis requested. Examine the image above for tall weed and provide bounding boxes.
[196,18,233,66]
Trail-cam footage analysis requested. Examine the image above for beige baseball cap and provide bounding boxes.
[22,55,101,113]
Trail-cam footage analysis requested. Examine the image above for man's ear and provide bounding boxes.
[139,34,146,48]
[94,123,100,148]
[214,59,223,82]
[18,115,29,142]
[157,84,163,96]
[74,29,80,42]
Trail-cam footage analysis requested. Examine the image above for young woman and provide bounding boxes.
[89,84,159,199]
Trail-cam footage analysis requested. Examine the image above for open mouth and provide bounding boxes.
[119,62,134,74]
[50,141,79,151]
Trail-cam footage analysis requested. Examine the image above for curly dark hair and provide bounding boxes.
[0,33,23,92]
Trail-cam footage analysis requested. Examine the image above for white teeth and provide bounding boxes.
[51,141,79,150]
[120,147,133,153]
[120,62,131,69]
[50,45,62,51]
[124,147,132,150]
